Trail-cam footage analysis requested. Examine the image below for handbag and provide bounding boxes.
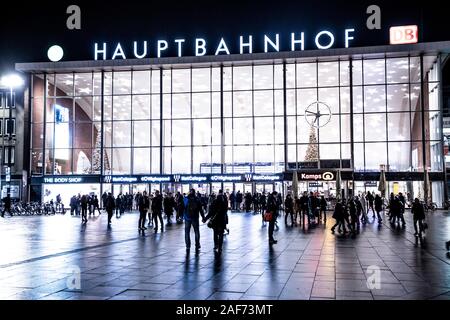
[263,211,273,222]
[207,214,217,228]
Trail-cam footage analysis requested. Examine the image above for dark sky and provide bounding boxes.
[1,0,449,78]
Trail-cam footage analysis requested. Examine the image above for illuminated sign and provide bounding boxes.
[252,174,281,181]
[111,176,138,183]
[210,175,242,182]
[180,175,208,182]
[140,176,171,182]
[299,171,335,181]
[94,29,356,60]
[44,177,83,183]
[390,25,418,45]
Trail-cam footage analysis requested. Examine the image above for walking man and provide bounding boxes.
[184,189,205,252]
[138,191,150,231]
[151,190,164,232]
[105,193,115,226]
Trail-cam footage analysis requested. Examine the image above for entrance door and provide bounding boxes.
[255,183,264,194]
[243,183,253,194]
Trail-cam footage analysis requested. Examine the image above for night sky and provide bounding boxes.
[1,0,449,80]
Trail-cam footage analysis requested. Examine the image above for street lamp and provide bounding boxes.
[1,74,24,199]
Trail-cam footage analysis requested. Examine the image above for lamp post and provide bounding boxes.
[1,74,24,199]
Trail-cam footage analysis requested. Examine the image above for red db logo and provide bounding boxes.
[390,25,418,45]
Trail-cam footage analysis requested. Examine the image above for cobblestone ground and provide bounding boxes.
[0,208,449,300]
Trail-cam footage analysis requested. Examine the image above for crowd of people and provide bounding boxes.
[49,187,446,254]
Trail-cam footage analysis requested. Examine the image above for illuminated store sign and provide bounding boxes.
[298,171,335,181]
[210,175,242,182]
[94,29,355,60]
[390,25,418,45]
[111,176,138,183]
[180,176,208,182]
[252,174,281,181]
[141,176,171,182]
[44,177,84,183]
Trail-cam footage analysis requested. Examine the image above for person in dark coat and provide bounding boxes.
[164,192,176,225]
[93,195,101,215]
[236,191,243,212]
[70,195,77,215]
[105,193,115,226]
[348,198,357,237]
[267,191,279,244]
[203,190,228,254]
[1,194,11,217]
[331,201,345,234]
[411,198,425,237]
[259,192,267,215]
[374,194,383,223]
[80,195,88,223]
[184,189,205,251]
[366,191,375,216]
[138,191,150,231]
[115,194,122,217]
[152,190,164,232]
[319,195,327,223]
[175,191,185,223]
[230,191,236,211]
[284,193,294,226]
[300,191,310,227]
[102,192,107,211]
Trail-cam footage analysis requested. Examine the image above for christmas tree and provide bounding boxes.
[91,128,110,173]
[304,126,319,161]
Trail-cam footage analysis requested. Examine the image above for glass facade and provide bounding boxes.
[30,54,443,179]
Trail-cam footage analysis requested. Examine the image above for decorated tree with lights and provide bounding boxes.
[91,129,110,173]
[304,127,319,161]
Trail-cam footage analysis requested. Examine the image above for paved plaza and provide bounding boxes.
[0,209,449,300]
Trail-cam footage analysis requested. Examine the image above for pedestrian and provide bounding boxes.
[76,194,81,216]
[105,193,115,226]
[1,193,12,217]
[374,194,383,224]
[284,193,294,226]
[175,191,185,223]
[366,191,375,216]
[70,195,77,215]
[293,195,300,226]
[148,193,154,227]
[164,192,176,225]
[300,191,310,227]
[348,197,358,237]
[93,195,101,215]
[80,194,88,223]
[236,191,243,212]
[266,191,279,244]
[102,192,107,211]
[411,198,425,238]
[331,201,345,234]
[319,195,327,223]
[151,190,164,232]
[138,191,150,231]
[115,194,122,217]
[184,189,205,252]
[203,189,228,254]
[230,191,236,211]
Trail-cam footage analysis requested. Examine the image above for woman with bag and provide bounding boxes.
[203,190,228,254]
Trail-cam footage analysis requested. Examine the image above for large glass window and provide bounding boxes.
[32,54,441,177]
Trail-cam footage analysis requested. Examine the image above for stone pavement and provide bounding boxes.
[0,209,449,300]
